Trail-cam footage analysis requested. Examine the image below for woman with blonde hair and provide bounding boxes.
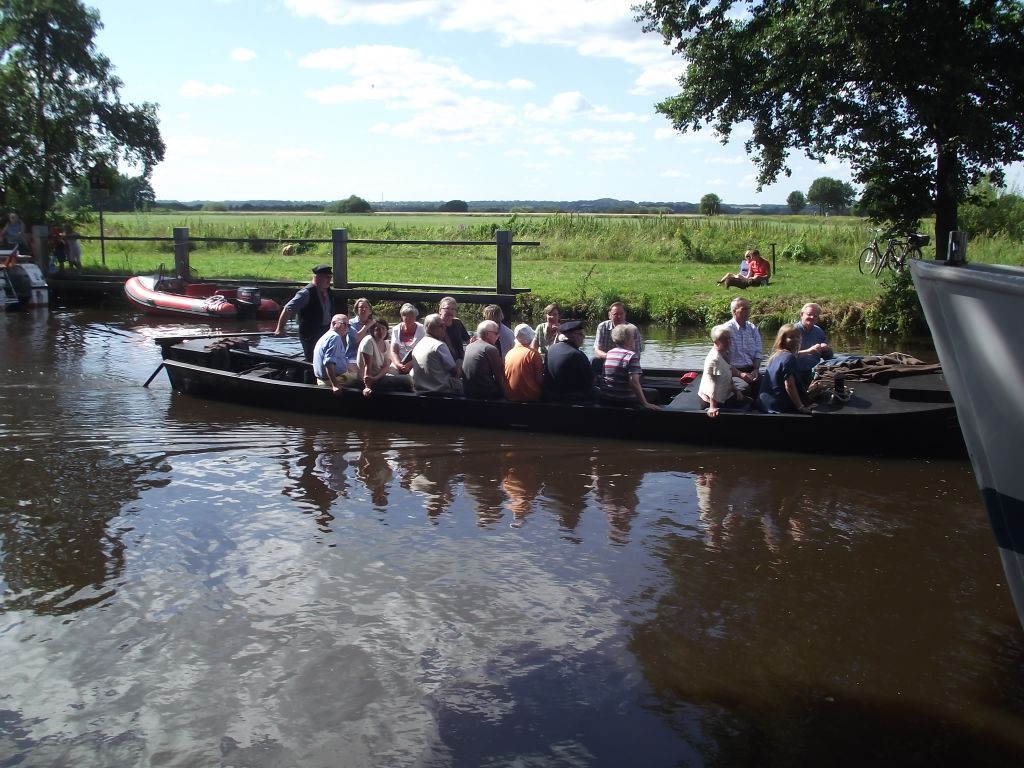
[756,324,813,414]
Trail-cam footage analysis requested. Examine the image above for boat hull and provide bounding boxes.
[125,275,279,319]
[157,338,965,459]
[912,258,1024,626]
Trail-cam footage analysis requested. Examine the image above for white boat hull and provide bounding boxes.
[912,259,1024,627]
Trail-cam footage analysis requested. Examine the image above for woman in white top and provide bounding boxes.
[389,302,425,375]
[361,320,413,395]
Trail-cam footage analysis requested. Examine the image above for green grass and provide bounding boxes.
[75,211,1024,329]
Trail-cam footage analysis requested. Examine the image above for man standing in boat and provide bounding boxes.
[275,264,335,361]
[724,296,762,393]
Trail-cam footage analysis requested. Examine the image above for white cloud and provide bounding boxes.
[179,80,236,98]
[286,0,436,25]
[231,48,257,62]
[660,169,691,179]
[523,91,594,123]
[505,78,534,91]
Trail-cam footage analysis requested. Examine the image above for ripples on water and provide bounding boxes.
[1,310,1023,767]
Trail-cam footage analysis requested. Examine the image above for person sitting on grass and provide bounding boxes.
[717,249,771,289]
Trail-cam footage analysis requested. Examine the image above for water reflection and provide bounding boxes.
[3,309,1023,767]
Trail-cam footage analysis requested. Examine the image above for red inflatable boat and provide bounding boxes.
[124,275,280,319]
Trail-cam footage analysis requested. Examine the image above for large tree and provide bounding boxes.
[0,0,164,227]
[700,192,721,216]
[786,190,807,214]
[807,177,855,216]
[635,0,1024,255]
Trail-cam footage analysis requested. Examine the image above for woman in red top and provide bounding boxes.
[717,249,771,289]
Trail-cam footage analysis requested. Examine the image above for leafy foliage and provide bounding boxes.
[439,199,469,212]
[635,0,1024,259]
[787,190,806,214]
[324,195,373,214]
[807,177,855,216]
[0,0,164,226]
[700,193,721,216]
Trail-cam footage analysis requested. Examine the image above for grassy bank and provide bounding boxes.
[76,211,1024,331]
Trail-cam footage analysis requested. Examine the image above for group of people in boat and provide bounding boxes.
[697,298,833,417]
[275,263,832,414]
[274,264,665,407]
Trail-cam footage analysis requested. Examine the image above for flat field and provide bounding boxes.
[74,211,1023,329]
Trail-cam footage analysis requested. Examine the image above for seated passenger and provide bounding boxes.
[597,323,660,410]
[543,319,594,401]
[410,313,463,395]
[312,314,357,393]
[481,304,516,360]
[390,302,424,374]
[593,301,643,373]
[438,296,470,361]
[359,319,413,396]
[757,324,815,415]
[717,249,771,289]
[795,301,833,381]
[349,297,374,346]
[462,320,509,399]
[698,325,749,418]
[534,303,560,359]
[504,323,543,402]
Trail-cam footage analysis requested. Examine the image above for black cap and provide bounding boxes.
[312,264,332,275]
[559,319,585,333]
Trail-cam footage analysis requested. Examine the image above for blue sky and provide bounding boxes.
[87,0,1000,206]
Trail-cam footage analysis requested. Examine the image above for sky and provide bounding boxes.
[84,0,964,206]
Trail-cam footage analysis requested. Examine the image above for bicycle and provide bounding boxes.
[858,230,929,276]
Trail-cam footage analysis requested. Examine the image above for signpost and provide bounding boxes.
[89,166,108,266]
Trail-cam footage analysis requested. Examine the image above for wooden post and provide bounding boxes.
[770,242,777,275]
[332,228,348,289]
[173,227,190,278]
[496,230,512,296]
[31,224,48,269]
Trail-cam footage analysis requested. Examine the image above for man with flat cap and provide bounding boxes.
[543,319,594,401]
[275,264,338,361]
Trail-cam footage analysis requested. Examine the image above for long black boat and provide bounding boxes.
[154,334,965,458]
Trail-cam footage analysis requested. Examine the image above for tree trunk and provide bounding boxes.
[933,145,959,260]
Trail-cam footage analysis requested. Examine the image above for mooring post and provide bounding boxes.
[332,228,349,289]
[173,227,190,278]
[31,224,48,269]
[496,230,512,297]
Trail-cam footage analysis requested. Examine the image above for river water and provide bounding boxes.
[1,309,1022,767]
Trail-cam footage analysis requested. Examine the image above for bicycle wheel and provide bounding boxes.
[888,249,905,273]
[858,247,879,275]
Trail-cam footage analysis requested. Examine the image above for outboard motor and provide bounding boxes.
[235,285,261,318]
